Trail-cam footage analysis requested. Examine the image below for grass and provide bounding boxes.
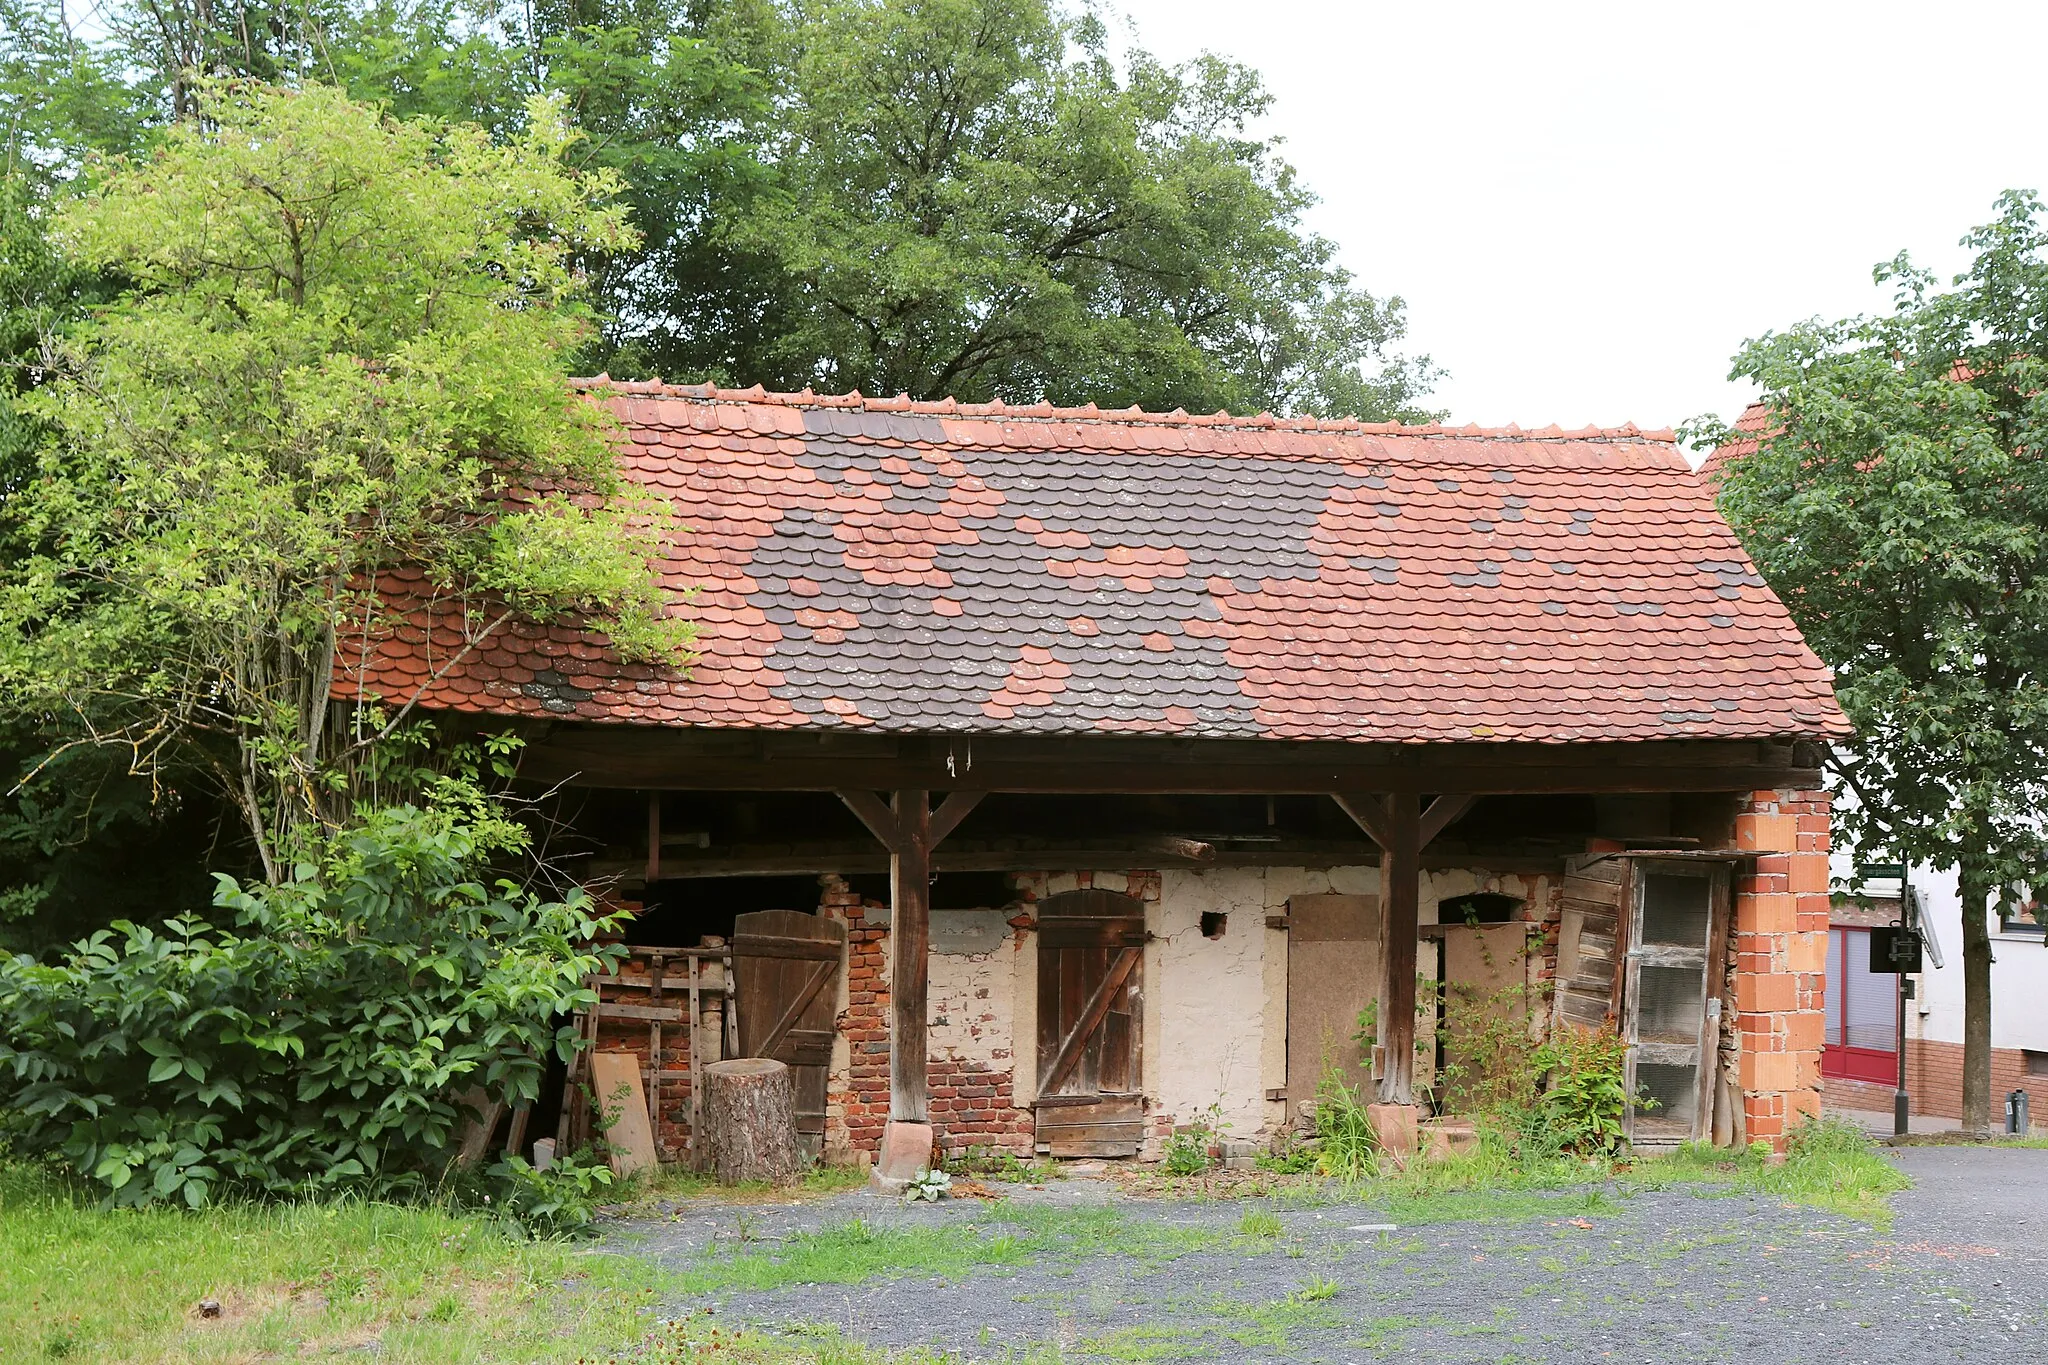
[663,1202,1257,1298]
[0,1161,676,1363]
[1285,1115,1911,1228]
[610,1162,869,1214]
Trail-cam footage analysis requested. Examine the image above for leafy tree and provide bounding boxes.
[6,0,1439,419]
[1692,190,2048,1134]
[0,81,690,882]
[701,0,1437,416]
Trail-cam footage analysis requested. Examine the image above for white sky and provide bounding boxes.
[1108,0,2048,438]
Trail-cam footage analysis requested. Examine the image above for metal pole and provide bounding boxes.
[1895,869,1911,1138]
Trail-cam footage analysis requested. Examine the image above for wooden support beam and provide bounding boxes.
[1377,792,1422,1106]
[836,789,901,849]
[832,788,982,1127]
[524,730,1827,796]
[1333,793,1394,849]
[927,790,985,846]
[889,788,932,1123]
[1418,794,1477,848]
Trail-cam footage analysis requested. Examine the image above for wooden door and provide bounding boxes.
[1284,894,1380,1106]
[733,909,846,1160]
[1034,890,1146,1157]
[1621,860,1730,1147]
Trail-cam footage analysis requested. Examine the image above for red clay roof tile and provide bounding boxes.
[332,382,1849,743]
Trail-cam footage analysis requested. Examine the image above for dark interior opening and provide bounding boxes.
[1200,911,1227,939]
[624,874,821,946]
[1438,892,1523,925]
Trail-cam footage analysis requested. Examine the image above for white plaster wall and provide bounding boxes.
[876,931,1023,1073]
[927,946,1018,1072]
[1156,868,1275,1137]
[1829,852,2048,1053]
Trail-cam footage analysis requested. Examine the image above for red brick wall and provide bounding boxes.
[821,874,1035,1161]
[1826,1039,2047,1131]
[1730,787,1832,1150]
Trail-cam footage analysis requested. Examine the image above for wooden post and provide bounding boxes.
[835,787,983,1185]
[1377,792,1421,1106]
[1330,792,1476,1115]
[890,788,932,1123]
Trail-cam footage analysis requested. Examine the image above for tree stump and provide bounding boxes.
[701,1057,799,1184]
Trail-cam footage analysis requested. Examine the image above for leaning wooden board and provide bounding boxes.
[590,1051,658,1176]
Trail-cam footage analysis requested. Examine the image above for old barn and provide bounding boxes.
[339,382,1849,1181]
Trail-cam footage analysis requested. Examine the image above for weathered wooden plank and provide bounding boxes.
[590,1052,657,1176]
[1377,793,1422,1106]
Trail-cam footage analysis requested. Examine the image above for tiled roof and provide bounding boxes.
[1698,400,1773,483]
[334,382,1851,744]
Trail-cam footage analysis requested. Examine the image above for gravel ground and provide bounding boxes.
[609,1147,2048,1363]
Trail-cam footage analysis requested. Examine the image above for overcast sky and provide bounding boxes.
[1108,0,2048,439]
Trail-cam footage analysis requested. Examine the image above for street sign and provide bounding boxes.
[1870,924,1923,974]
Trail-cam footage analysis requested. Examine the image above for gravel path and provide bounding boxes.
[608,1147,2048,1363]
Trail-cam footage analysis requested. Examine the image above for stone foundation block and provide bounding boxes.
[869,1120,935,1191]
[1367,1103,1418,1169]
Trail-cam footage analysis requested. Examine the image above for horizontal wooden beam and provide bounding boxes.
[582,840,1571,880]
[520,727,1822,796]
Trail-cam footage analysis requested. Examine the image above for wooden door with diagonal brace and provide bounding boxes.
[733,909,846,1160]
[1033,890,1146,1158]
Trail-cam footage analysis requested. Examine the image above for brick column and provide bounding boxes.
[1731,787,1831,1150]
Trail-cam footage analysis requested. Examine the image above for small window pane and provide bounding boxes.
[1641,873,1711,947]
[1637,964,1706,1043]
[1824,929,1844,1046]
[1635,1061,1699,1132]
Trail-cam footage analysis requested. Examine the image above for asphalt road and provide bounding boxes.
[617,1146,2048,1363]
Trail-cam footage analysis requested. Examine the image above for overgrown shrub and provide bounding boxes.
[0,803,624,1210]
[1527,1024,1634,1157]
[1312,1068,1379,1182]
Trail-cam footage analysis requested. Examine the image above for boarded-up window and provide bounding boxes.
[1285,894,1380,1105]
[1553,860,1627,1032]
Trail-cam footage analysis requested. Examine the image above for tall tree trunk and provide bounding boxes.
[1958,857,1994,1136]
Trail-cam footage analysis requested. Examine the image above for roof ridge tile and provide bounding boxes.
[568,378,1677,444]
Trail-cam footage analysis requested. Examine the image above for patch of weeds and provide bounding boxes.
[619,1162,868,1213]
[947,1148,1056,1183]
[1624,1119,1908,1226]
[1238,1209,1282,1238]
[1077,1323,1207,1361]
[1161,1106,1222,1177]
[1291,1275,1341,1302]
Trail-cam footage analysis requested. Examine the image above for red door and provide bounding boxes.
[1823,926,1899,1084]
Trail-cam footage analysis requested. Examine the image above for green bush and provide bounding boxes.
[1312,1068,1379,1183]
[1527,1024,1634,1157]
[0,804,624,1211]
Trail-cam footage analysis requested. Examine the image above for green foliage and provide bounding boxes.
[1688,190,2048,1127]
[5,0,1439,422]
[904,1167,952,1202]
[1162,1102,1225,1176]
[1310,1067,1379,1183]
[0,798,626,1208]
[482,1150,617,1240]
[1237,1208,1281,1238]
[1526,1023,1634,1158]
[0,79,689,879]
[710,0,1440,417]
[944,1145,1051,1183]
